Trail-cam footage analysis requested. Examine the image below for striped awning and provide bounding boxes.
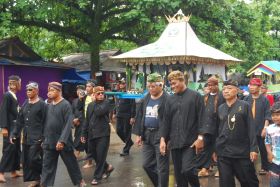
[247,67,274,76]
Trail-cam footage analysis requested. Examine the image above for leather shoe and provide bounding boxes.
[120,152,129,156]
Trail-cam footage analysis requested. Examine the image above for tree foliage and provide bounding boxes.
[0,0,279,75]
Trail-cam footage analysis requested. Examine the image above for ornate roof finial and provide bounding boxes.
[165,9,191,23]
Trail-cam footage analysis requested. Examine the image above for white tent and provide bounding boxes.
[112,10,241,80]
[113,10,241,66]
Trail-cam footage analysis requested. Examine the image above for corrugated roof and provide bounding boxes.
[262,61,280,72]
[247,60,280,76]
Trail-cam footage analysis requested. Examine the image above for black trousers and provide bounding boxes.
[195,135,215,169]
[116,117,133,153]
[88,136,110,180]
[22,144,42,182]
[0,136,21,172]
[41,148,82,186]
[171,147,200,187]
[218,156,259,187]
[143,129,169,187]
[256,135,268,171]
[73,125,84,152]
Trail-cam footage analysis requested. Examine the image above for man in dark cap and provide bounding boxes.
[11,82,47,187]
[215,79,259,187]
[41,82,86,187]
[197,76,225,177]
[134,72,169,187]
[115,78,136,156]
[72,85,86,158]
[244,78,271,175]
[0,75,22,183]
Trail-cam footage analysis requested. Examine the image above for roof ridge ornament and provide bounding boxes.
[165,9,191,23]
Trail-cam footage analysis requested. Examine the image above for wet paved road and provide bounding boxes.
[0,130,270,187]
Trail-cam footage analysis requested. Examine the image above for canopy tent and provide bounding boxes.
[112,10,241,66]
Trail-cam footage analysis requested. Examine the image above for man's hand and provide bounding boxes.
[1,128,8,137]
[56,142,64,151]
[9,137,16,144]
[250,152,258,162]
[129,118,135,125]
[160,138,167,156]
[80,136,86,144]
[73,118,80,126]
[135,136,142,146]
[190,136,204,154]
[267,152,274,163]
[212,152,218,162]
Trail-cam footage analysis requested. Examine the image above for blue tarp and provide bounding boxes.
[77,71,91,80]
[62,69,87,84]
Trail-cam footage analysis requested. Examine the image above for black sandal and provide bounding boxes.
[103,165,114,179]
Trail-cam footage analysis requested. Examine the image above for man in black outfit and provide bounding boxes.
[243,78,271,175]
[197,76,225,177]
[215,80,259,187]
[0,75,22,183]
[134,73,169,187]
[160,71,208,187]
[72,85,86,158]
[41,82,86,187]
[11,82,47,187]
[115,78,136,156]
[81,86,114,185]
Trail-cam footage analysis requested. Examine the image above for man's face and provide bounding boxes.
[222,85,238,100]
[208,83,218,93]
[119,83,126,89]
[26,88,38,99]
[170,79,185,94]
[9,80,21,92]
[47,87,60,99]
[147,82,163,96]
[261,87,267,94]
[272,112,280,125]
[86,83,94,95]
[95,92,105,101]
[249,84,260,94]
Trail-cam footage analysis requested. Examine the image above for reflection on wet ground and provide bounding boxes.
[0,133,270,187]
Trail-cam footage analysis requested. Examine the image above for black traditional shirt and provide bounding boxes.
[161,88,206,149]
[0,92,19,131]
[13,99,47,145]
[243,95,271,136]
[216,100,258,158]
[203,92,225,136]
[43,99,74,150]
[82,100,111,140]
[115,98,136,119]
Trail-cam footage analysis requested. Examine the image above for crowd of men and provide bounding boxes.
[0,71,280,187]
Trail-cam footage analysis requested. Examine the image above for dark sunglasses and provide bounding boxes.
[96,92,104,96]
[26,89,33,92]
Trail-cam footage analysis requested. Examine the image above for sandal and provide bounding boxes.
[28,181,40,187]
[102,165,114,179]
[91,179,100,185]
[198,169,209,177]
[259,169,267,175]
